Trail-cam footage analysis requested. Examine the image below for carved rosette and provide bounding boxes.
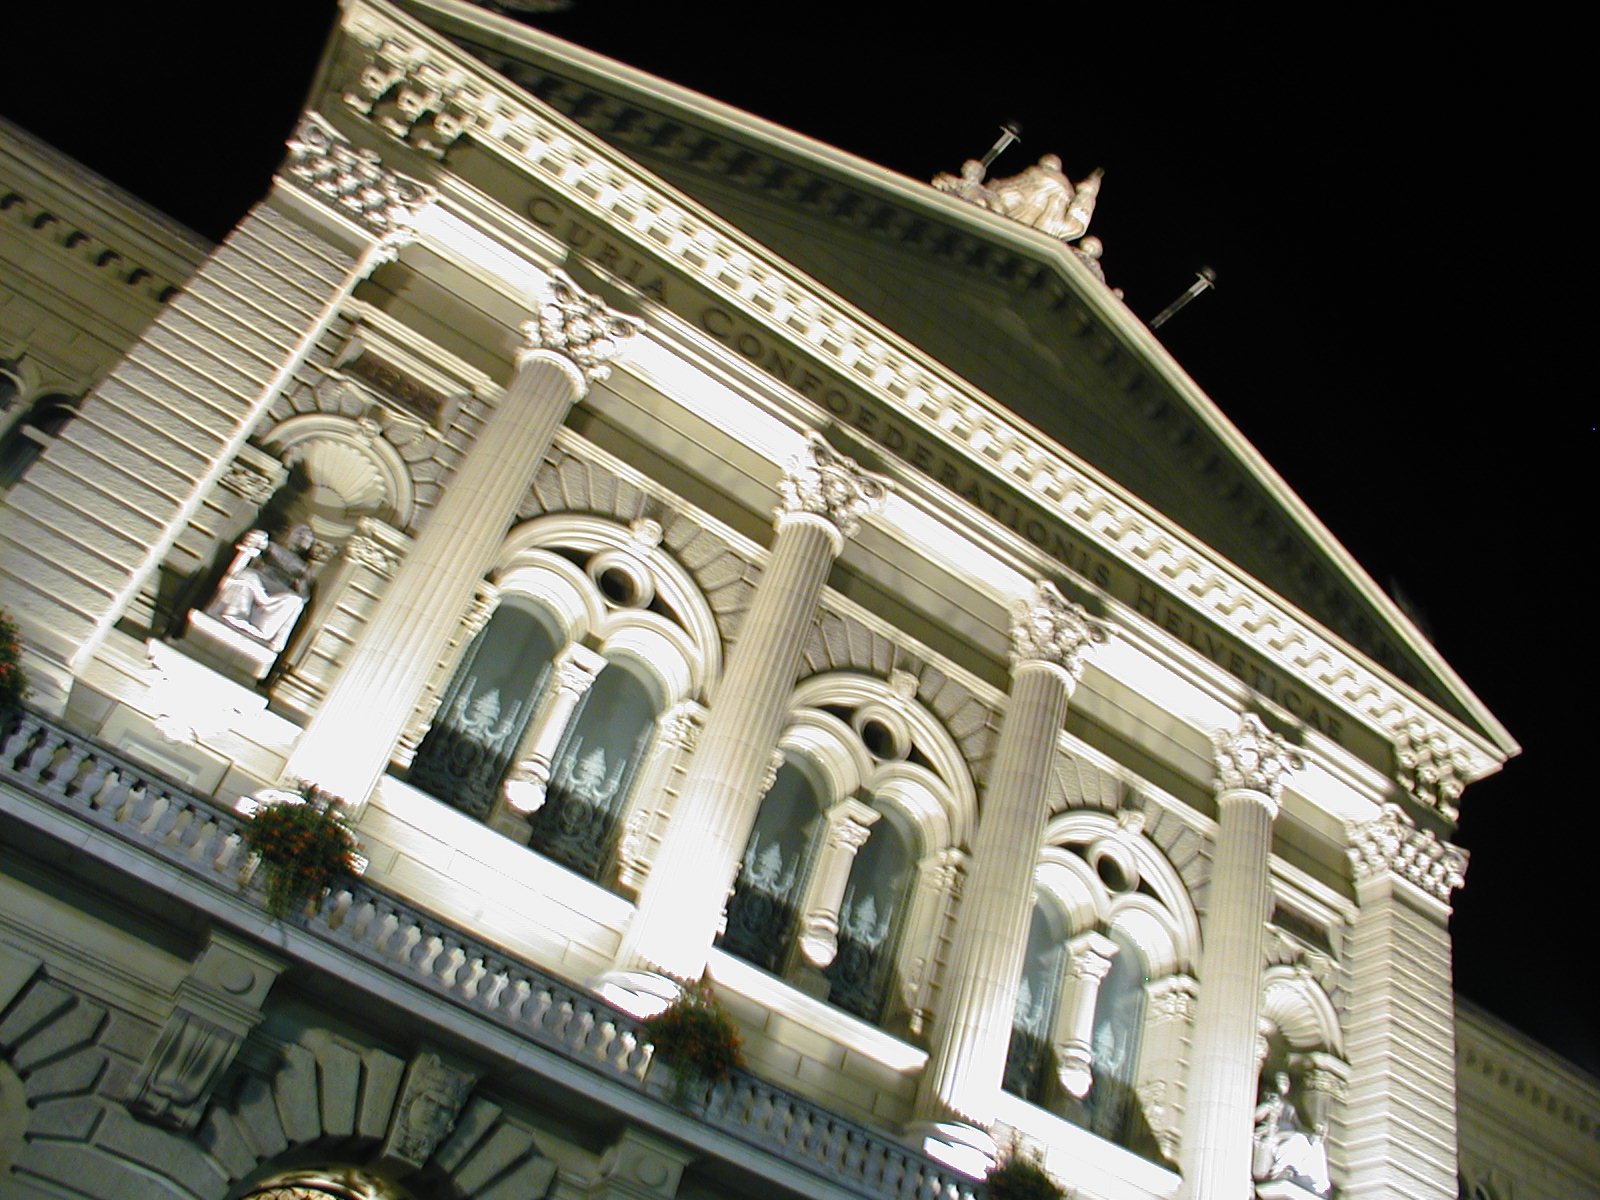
[1394,718,1471,822]
[1213,713,1301,804]
[775,433,890,540]
[1008,581,1105,680]
[282,114,436,238]
[1347,803,1467,903]
[521,270,642,385]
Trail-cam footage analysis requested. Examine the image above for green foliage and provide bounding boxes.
[641,977,744,1083]
[986,1145,1064,1200]
[0,610,29,710]
[242,784,358,918]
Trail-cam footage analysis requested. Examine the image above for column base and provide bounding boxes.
[1256,1180,1329,1200]
[904,1119,996,1179]
[591,969,680,1019]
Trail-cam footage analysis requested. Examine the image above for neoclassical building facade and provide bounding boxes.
[2,3,1587,1199]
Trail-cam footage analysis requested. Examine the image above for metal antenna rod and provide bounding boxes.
[979,121,1023,172]
[1150,267,1217,329]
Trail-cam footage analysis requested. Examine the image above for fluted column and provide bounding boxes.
[615,434,888,984]
[1179,714,1300,1200]
[916,583,1103,1130]
[1051,931,1118,1099]
[286,272,639,805]
[797,798,880,968]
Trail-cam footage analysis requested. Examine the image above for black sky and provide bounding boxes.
[2,3,1591,1071]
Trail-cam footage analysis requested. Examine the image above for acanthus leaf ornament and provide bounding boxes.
[522,270,642,385]
[775,433,890,540]
[1213,712,1302,803]
[1394,717,1471,822]
[282,113,436,239]
[1347,803,1467,903]
[1008,581,1105,679]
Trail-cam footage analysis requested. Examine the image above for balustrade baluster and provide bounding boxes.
[2,710,985,1200]
[0,712,38,761]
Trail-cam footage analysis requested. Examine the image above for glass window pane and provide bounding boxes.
[720,759,822,972]
[1005,901,1066,1101]
[824,811,914,1022]
[410,599,555,819]
[527,662,657,880]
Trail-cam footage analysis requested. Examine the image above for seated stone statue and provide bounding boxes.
[208,525,316,652]
[987,156,1103,243]
[1253,1071,1332,1196]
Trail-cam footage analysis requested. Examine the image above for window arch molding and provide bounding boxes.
[790,671,977,849]
[1040,810,1201,975]
[499,513,721,691]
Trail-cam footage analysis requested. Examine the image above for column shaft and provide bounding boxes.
[1180,788,1276,1199]
[619,513,841,980]
[918,661,1072,1124]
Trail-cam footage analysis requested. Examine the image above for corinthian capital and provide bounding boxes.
[1009,581,1104,678]
[1347,803,1467,902]
[1213,713,1301,802]
[775,433,890,540]
[520,270,642,385]
[282,113,436,239]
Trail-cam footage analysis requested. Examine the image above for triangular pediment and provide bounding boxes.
[370,1,1509,755]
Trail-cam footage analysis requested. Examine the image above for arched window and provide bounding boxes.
[526,658,660,880]
[410,596,557,818]
[1004,898,1068,1101]
[721,756,825,972]
[0,391,77,489]
[824,808,917,1022]
[717,677,975,1035]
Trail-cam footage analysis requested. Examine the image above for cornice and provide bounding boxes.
[0,185,194,309]
[321,1,1512,796]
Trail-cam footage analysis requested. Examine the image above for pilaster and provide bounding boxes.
[1337,804,1465,1200]
[1051,930,1118,1099]
[796,797,880,969]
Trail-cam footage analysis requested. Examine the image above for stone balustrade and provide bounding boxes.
[0,706,980,1200]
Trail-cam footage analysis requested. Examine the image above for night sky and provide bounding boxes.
[3,4,1591,1071]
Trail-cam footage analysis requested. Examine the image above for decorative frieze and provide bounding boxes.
[1009,580,1105,680]
[524,269,642,385]
[1347,803,1467,903]
[1213,713,1302,808]
[282,113,435,238]
[775,432,891,540]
